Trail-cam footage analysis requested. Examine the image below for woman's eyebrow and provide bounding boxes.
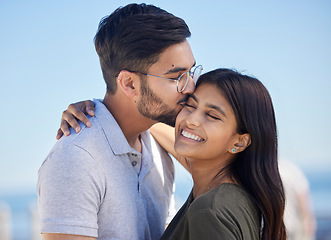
[190,93,226,116]
[206,103,227,117]
[190,93,198,102]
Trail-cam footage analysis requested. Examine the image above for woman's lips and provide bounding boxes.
[181,129,205,142]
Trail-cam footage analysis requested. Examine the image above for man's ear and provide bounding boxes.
[116,70,138,98]
[229,133,251,154]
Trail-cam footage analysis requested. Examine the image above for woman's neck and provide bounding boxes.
[188,159,234,198]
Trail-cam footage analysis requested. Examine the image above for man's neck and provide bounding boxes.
[103,92,155,153]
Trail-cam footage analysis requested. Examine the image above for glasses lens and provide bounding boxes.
[177,71,190,93]
[177,65,203,92]
[193,65,203,84]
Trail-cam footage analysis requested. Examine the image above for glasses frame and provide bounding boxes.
[128,65,203,93]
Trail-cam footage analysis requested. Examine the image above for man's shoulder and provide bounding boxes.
[55,117,105,151]
[40,117,111,172]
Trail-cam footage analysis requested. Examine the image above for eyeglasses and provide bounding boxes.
[129,65,203,93]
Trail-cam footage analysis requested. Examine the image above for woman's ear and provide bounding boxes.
[230,133,251,154]
[116,70,139,98]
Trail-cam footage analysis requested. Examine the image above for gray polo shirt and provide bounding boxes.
[37,99,175,240]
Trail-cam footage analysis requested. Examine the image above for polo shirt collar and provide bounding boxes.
[93,99,135,155]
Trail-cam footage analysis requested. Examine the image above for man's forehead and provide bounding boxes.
[148,40,195,73]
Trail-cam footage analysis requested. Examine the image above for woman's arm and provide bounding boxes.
[150,123,189,171]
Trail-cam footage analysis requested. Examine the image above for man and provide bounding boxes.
[38,3,202,240]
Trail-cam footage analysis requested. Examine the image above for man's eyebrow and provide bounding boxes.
[164,62,196,75]
[165,67,187,74]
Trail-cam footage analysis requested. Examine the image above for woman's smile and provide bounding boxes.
[180,129,205,142]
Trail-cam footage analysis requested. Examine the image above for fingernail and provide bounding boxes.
[86,122,91,128]
[75,127,80,133]
[64,131,70,136]
[88,109,94,115]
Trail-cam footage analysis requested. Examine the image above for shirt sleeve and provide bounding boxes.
[37,142,105,237]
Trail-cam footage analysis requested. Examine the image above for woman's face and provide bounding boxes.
[174,83,240,162]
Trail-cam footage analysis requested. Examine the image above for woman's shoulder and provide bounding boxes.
[190,183,259,216]
[214,183,253,204]
[186,183,261,238]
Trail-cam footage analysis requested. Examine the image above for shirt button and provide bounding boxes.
[132,161,137,166]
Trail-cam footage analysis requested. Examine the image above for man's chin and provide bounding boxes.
[162,120,175,127]
[158,116,176,127]
[162,105,184,127]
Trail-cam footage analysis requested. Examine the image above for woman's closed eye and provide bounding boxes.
[206,112,222,121]
[184,103,222,121]
[183,103,196,110]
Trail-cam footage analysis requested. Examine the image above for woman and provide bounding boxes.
[58,68,286,239]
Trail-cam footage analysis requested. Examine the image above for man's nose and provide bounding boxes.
[181,75,195,95]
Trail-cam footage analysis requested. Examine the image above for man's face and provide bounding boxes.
[137,40,196,126]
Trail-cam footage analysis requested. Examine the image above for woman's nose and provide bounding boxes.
[185,110,201,127]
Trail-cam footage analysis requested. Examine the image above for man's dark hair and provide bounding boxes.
[94,3,191,94]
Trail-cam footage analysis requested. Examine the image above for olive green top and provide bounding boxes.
[160,183,261,240]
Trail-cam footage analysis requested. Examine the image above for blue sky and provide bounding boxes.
[0,0,330,194]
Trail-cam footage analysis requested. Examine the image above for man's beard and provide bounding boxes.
[137,78,184,127]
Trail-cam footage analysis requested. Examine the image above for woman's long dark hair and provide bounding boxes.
[196,69,286,240]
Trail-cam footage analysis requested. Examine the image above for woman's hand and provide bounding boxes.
[56,100,95,140]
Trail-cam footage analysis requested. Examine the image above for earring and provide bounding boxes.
[231,148,237,153]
